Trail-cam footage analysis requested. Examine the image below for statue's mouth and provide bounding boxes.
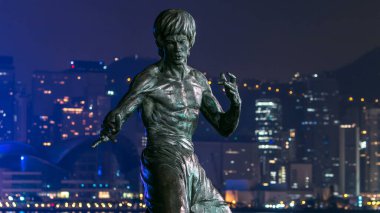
[174,55,184,60]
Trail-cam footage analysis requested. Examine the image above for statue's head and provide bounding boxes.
[153,9,196,58]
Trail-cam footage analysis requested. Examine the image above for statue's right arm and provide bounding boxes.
[102,70,156,136]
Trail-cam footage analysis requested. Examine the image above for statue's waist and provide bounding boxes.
[146,128,194,151]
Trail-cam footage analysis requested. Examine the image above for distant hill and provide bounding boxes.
[326,47,380,99]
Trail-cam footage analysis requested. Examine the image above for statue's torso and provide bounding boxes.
[141,67,205,145]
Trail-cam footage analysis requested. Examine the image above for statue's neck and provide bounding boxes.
[161,60,189,80]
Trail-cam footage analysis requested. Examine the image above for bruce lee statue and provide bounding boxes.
[92,9,241,213]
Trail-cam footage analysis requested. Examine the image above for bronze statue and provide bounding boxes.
[93,9,241,213]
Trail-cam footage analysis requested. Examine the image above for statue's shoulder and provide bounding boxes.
[188,66,208,86]
[134,63,160,82]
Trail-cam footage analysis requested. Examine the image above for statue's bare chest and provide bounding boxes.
[148,76,203,111]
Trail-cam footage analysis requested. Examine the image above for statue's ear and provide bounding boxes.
[155,36,163,48]
[189,32,196,48]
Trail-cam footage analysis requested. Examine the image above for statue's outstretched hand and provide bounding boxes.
[218,72,241,106]
[92,111,122,148]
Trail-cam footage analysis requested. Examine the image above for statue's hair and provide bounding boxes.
[153,9,196,57]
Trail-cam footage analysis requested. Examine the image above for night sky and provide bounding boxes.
[1,0,380,89]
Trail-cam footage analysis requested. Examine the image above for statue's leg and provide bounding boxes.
[141,148,190,213]
[190,154,231,213]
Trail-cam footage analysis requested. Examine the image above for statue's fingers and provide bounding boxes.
[227,72,237,83]
[103,122,116,132]
[224,82,236,91]
[220,73,228,83]
[100,128,109,138]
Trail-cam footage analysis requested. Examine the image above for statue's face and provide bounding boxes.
[162,34,190,65]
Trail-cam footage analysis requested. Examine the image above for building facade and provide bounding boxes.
[0,56,15,141]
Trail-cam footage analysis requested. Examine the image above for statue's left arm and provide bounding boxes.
[200,72,241,137]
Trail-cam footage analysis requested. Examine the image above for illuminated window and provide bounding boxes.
[57,191,69,198]
[43,90,52,95]
[62,108,83,114]
[98,191,110,199]
[40,115,48,121]
[43,142,52,146]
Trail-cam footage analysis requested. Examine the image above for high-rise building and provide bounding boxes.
[340,105,369,193]
[0,56,15,141]
[339,124,360,195]
[255,98,283,185]
[363,107,380,192]
[290,74,340,190]
[14,82,29,142]
[30,60,111,147]
[280,129,297,164]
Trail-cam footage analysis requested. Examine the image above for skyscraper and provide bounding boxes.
[0,56,15,141]
[363,107,380,192]
[255,98,283,185]
[339,124,360,195]
[291,74,340,190]
[30,60,110,147]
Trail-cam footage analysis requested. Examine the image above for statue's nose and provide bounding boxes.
[174,42,182,51]
[174,44,179,51]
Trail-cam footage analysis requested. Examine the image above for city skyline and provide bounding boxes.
[1,50,380,210]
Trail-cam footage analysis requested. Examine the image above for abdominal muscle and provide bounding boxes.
[142,98,200,151]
